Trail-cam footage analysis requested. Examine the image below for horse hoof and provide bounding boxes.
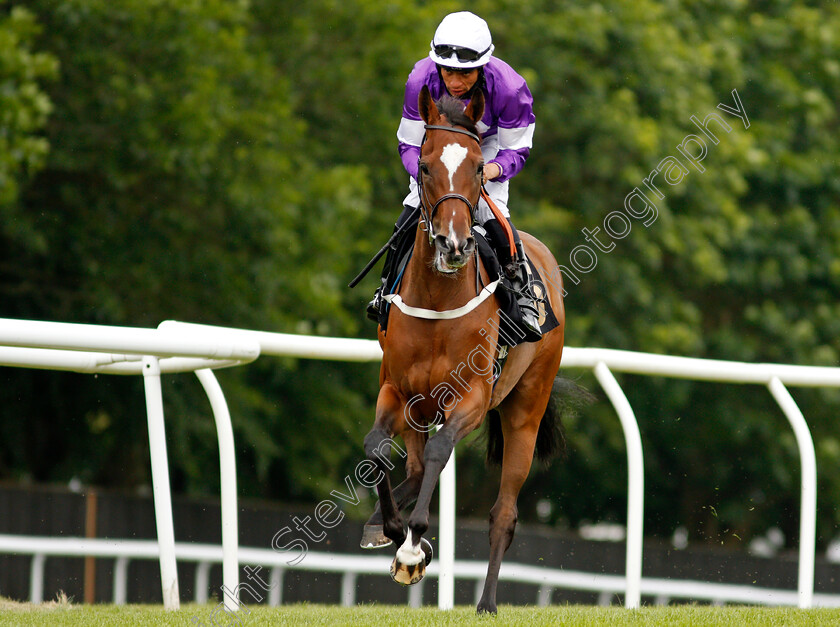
[360,524,393,549]
[390,554,426,586]
[476,602,498,615]
[389,537,433,585]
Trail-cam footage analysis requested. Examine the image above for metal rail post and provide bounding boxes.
[594,362,644,609]
[438,439,456,609]
[142,356,180,609]
[195,368,240,612]
[768,377,816,608]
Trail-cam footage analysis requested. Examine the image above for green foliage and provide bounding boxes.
[487,0,840,548]
[0,0,376,502]
[0,5,56,237]
[2,0,840,552]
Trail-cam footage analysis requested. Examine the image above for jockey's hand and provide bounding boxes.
[482,162,502,184]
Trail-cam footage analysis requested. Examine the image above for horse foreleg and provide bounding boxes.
[363,386,408,548]
[361,474,424,548]
[363,426,407,547]
[476,416,540,614]
[391,401,485,585]
[362,428,426,548]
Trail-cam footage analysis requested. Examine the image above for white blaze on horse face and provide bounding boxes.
[440,143,468,192]
[448,210,458,249]
[434,208,461,273]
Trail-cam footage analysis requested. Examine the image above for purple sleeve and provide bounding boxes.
[488,81,535,183]
[491,147,530,183]
[396,61,430,180]
[399,144,420,179]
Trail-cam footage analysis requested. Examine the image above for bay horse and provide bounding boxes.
[362,85,566,614]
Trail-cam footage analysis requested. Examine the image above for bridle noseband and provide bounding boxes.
[418,124,482,242]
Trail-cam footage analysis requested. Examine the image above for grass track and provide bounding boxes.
[3,601,840,626]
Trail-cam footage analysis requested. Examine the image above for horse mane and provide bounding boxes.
[436,95,480,137]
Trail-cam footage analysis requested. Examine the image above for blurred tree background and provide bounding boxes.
[1,0,839,554]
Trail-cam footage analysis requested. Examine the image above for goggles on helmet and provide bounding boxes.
[432,43,492,63]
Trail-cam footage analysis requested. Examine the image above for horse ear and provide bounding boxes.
[418,85,439,124]
[465,89,485,125]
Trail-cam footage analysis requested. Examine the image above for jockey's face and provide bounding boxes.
[440,67,480,99]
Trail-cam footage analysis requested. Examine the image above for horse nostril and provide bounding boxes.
[435,234,452,252]
[463,237,476,254]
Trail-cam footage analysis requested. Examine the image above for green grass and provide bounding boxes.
[3,600,840,626]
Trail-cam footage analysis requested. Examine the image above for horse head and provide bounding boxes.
[417,85,486,274]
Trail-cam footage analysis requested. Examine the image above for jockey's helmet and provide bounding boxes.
[429,12,494,70]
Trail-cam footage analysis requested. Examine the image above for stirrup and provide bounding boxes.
[366,299,379,322]
[367,285,385,322]
[517,294,542,336]
[366,296,382,322]
[510,262,542,337]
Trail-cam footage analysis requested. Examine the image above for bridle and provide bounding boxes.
[418,124,482,243]
[382,123,505,320]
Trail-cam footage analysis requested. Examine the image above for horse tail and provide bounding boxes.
[485,376,595,467]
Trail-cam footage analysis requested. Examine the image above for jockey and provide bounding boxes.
[368,11,542,338]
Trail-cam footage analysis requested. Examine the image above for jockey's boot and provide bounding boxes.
[366,205,418,323]
[506,241,542,338]
[366,247,394,322]
[366,277,387,322]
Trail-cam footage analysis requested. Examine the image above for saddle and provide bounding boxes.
[378,223,560,347]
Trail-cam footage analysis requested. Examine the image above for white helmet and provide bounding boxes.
[428,12,494,69]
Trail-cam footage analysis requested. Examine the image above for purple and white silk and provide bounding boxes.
[397,57,535,223]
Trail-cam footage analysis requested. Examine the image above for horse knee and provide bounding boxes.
[423,434,453,468]
[364,429,392,465]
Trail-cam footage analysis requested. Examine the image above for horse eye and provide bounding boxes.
[477,164,484,177]
[419,162,430,176]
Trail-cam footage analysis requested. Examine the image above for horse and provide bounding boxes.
[361,84,567,614]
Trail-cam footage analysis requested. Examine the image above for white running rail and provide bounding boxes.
[159,322,839,610]
[0,318,261,611]
[3,317,839,610]
[559,347,837,609]
[4,535,840,608]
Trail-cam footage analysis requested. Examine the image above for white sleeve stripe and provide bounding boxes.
[397,118,426,146]
[497,123,535,151]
